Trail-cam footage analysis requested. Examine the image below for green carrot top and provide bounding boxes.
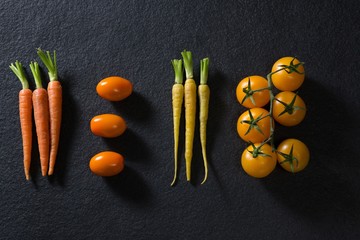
[181,50,193,80]
[200,58,209,85]
[171,59,183,84]
[9,61,29,89]
[37,48,57,81]
[29,62,43,89]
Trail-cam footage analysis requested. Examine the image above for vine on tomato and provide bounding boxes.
[236,75,270,108]
[271,57,305,91]
[277,138,309,173]
[241,143,277,178]
[237,108,271,143]
[272,91,306,127]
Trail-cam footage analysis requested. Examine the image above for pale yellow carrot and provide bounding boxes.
[198,58,210,184]
[171,59,184,186]
[181,50,196,182]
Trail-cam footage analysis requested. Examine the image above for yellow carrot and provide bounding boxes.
[198,58,210,184]
[170,59,184,186]
[181,50,196,182]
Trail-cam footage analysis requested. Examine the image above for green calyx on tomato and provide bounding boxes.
[247,142,272,158]
[241,77,270,106]
[241,109,268,136]
[278,57,305,74]
[241,78,256,105]
[274,92,305,116]
[277,144,298,173]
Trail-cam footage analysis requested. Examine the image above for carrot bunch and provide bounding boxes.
[171,50,210,186]
[10,49,62,180]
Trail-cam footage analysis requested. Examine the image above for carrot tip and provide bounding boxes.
[48,169,54,176]
[41,169,47,177]
[25,175,31,181]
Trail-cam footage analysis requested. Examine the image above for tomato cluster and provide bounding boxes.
[236,57,309,178]
[89,76,133,177]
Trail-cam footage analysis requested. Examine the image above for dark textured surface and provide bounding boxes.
[1,0,360,239]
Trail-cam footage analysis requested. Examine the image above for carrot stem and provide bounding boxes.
[181,50,193,79]
[37,48,57,81]
[29,62,43,89]
[200,58,209,85]
[10,61,29,89]
[172,59,184,84]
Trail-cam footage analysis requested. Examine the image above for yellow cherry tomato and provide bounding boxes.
[96,76,133,101]
[236,75,270,108]
[237,108,271,143]
[277,139,309,173]
[273,91,306,127]
[271,57,305,91]
[90,151,125,177]
[241,143,277,178]
[90,114,127,138]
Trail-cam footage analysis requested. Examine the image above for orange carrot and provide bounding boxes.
[37,49,61,175]
[30,61,50,176]
[10,61,33,180]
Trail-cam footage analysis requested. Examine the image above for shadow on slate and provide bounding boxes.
[262,77,360,222]
[47,74,80,186]
[104,166,152,206]
[110,91,153,123]
[102,128,151,164]
[29,132,40,187]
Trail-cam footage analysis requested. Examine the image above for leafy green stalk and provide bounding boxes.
[181,50,193,80]
[200,58,209,85]
[37,48,58,81]
[171,59,183,84]
[9,61,29,89]
[29,62,43,89]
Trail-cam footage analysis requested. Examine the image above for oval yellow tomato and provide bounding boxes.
[236,75,270,108]
[277,138,309,173]
[273,91,306,126]
[90,151,125,177]
[90,114,127,138]
[237,108,271,143]
[271,57,304,91]
[96,76,133,101]
[241,143,277,178]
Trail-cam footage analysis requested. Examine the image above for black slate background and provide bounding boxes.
[1,0,360,239]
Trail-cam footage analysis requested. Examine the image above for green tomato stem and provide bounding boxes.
[9,61,29,89]
[266,70,280,151]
